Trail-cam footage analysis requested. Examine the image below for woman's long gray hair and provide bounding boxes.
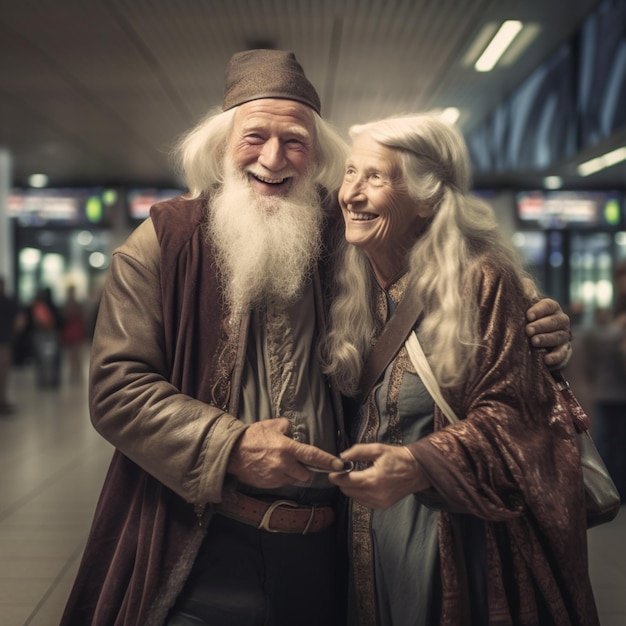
[172,105,349,198]
[322,113,529,396]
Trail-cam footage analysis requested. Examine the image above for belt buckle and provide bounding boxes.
[258,499,300,533]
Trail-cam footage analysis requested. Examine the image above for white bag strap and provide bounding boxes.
[404,331,460,425]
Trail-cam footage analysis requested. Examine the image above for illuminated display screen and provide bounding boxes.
[8,188,114,226]
[127,188,184,221]
[515,190,623,229]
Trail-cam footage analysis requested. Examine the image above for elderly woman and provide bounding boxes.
[323,114,598,625]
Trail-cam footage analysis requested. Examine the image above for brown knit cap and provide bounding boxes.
[222,49,321,115]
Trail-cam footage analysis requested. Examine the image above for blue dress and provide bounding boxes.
[348,272,487,626]
[349,273,440,626]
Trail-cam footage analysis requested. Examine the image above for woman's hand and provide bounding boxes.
[328,443,430,509]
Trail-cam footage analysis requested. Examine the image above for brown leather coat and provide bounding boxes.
[61,196,346,626]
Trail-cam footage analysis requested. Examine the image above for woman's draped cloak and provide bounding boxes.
[351,258,598,625]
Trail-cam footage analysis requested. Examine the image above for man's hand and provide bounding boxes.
[328,443,429,509]
[227,418,345,489]
[526,297,571,368]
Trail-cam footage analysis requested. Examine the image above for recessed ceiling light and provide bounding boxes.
[544,176,563,190]
[439,107,461,124]
[28,173,48,188]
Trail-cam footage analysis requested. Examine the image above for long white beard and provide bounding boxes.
[207,162,324,311]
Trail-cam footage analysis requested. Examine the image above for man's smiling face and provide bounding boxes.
[228,98,316,199]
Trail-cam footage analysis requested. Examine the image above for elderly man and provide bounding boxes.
[61,50,571,626]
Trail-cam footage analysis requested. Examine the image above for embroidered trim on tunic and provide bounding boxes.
[351,271,412,625]
[265,302,299,422]
[211,311,241,409]
[351,393,379,626]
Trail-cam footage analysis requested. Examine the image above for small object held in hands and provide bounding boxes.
[303,460,355,473]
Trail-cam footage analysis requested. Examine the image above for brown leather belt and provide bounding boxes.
[216,491,335,534]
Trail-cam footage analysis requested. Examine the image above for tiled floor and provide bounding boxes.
[0,362,625,626]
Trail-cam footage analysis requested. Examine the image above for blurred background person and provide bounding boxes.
[30,286,63,389]
[61,284,88,385]
[0,276,19,415]
[578,260,626,503]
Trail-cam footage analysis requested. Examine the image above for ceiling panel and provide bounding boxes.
[1,0,622,190]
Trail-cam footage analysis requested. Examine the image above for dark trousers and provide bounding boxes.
[168,514,346,626]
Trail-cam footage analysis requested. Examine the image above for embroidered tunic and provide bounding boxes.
[350,273,441,626]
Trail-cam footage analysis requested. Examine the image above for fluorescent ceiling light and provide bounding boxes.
[578,146,626,176]
[498,23,541,66]
[462,23,499,66]
[475,21,524,72]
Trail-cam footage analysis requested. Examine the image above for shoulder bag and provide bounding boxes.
[405,330,620,529]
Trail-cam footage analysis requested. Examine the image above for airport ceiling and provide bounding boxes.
[1,0,624,192]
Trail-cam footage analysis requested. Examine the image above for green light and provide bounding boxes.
[86,196,103,223]
[102,189,118,206]
[604,199,620,226]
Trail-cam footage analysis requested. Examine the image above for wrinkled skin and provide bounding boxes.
[227,418,345,487]
[526,297,571,368]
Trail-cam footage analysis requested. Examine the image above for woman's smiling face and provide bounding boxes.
[339,134,429,282]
